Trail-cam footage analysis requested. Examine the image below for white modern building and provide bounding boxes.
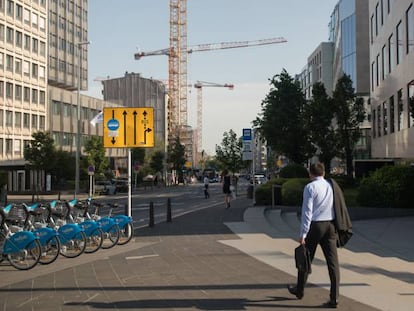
[369,0,414,160]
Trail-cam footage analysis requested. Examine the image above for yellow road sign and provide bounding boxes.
[103,107,154,148]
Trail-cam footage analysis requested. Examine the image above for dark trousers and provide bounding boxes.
[296,221,339,301]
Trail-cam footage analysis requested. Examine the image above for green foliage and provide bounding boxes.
[332,74,366,176]
[357,165,414,208]
[279,164,309,178]
[150,150,165,173]
[215,129,244,173]
[84,136,109,178]
[253,178,289,205]
[52,150,75,184]
[254,69,312,164]
[167,136,186,171]
[303,82,337,173]
[281,178,309,206]
[24,132,57,173]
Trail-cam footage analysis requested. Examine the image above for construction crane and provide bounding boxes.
[134,36,287,142]
[193,81,234,152]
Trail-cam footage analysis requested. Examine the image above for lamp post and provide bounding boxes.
[75,41,90,197]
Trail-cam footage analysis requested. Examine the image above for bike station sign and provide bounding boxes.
[103,107,154,148]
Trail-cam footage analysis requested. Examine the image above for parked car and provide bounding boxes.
[95,180,117,195]
[113,179,128,193]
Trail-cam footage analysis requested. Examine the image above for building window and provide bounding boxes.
[381,44,387,78]
[40,41,46,56]
[5,110,12,126]
[6,26,13,44]
[15,112,21,128]
[15,31,22,47]
[382,101,388,135]
[375,3,379,36]
[406,4,414,54]
[31,114,38,129]
[24,34,30,51]
[398,89,404,131]
[5,54,13,71]
[15,57,21,74]
[52,100,61,115]
[23,8,30,25]
[372,108,376,138]
[14,139,21,155]
[32,63,38,78]
[15,84,22,100]
[39,116,45,130]
[6,0,13,17]
[32,89,38,104]
[32,38,38,53]
[370,14,374,44]
[39,90,45,105]
[5,139,12,155]
[23,87,30,102]
[408,81,414,128]
[16,4,22,21]
[0,110,3,127]
[377,105,382,137]
[396,21,402,64]
[5,82,12,99]
[23,113,30,128]
[388,34,395,73]
[0,81,3,97]
[376,54,380,86]
[23,60,29,77]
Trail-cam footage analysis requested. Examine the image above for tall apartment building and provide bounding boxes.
[369,0,414,160]
[0,0,48,190]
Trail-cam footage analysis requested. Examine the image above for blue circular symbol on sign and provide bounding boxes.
[107,118,119,131]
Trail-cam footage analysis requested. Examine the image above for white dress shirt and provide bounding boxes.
[300,176,334,239]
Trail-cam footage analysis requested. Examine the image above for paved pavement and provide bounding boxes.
[0,188,413,310]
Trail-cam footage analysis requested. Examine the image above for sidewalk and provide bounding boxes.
[0,192,412,310]
[227,205,414,311]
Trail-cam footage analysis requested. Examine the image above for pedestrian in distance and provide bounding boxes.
[221,169,232,208]
[287,162,341,309]
[203,175,210,199]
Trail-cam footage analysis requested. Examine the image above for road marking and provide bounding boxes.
[125,254,159,260]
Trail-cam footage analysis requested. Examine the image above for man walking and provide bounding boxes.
[287,162,340,308]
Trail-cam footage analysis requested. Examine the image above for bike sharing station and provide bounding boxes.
[103,107,154,217]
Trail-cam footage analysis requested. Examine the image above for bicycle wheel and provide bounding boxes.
[101,224,120,249]
[117,222,134,245]
[7,238,41,270]
[39,235,60,265]
[59,231,87,258]
[84,228,103,253]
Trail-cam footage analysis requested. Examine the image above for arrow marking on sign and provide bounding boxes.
[123,110,127,145]
[133,110,138,145]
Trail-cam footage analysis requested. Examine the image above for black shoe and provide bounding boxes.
[287,285,303,299]
[322,300,338,308]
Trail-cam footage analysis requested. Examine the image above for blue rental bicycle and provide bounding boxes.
[0,204,41,270]
[46,200,87,258]
[65,199,103,253]
[106,202,134,245]
[22,202,61,265]
[78,199,120,249]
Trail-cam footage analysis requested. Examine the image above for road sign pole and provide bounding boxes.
[128,148,132,217]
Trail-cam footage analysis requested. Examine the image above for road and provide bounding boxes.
[92,180,250,230]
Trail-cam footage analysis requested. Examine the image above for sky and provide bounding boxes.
[87,0,338,155]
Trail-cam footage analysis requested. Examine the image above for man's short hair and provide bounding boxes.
[309,162,325,176]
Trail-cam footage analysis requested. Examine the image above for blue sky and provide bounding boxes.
[87,0,338,154]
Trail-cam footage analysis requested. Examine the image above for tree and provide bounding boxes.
[24,132,57,189]
[167,136,186,171]
[215,129,244,174]
[254,69,312,164]
[52,150,75,185]
[150,150,165,174]
[303,82,337,174]
[332,74,366,176]
[83,136,109,179]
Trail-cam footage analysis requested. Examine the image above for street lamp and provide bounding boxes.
[75,41,90,197]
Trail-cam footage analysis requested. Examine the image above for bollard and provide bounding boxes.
[149,201,154,227]
[166,198,172,222]
[58,192,61,200]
